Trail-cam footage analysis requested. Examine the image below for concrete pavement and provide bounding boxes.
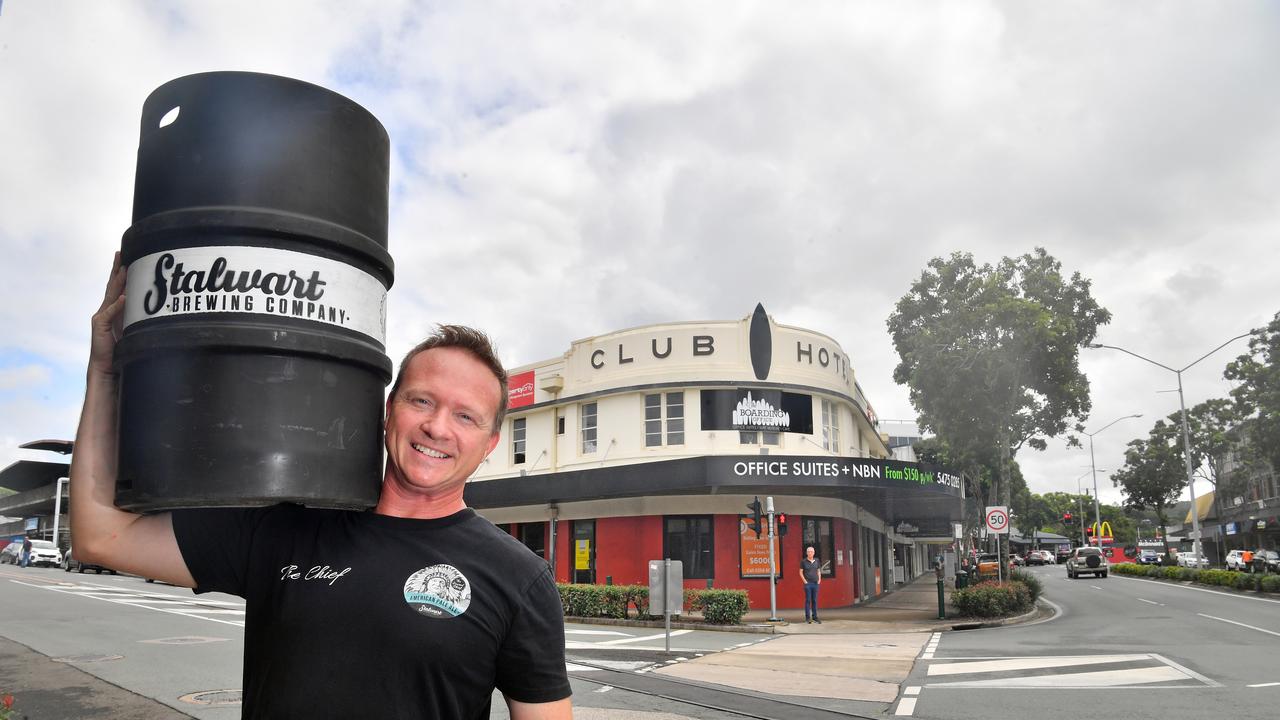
[653,573,962,703]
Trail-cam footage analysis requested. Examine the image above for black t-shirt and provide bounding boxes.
[173,504,571,718]
[801,557,821,584]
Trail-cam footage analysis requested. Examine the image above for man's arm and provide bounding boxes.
[69,253,195,588]
[506,697,572,720]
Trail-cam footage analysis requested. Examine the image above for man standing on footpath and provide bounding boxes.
[71,254,573,719]
[801,545,822,624]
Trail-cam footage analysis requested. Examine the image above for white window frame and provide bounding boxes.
[581,402,598,454]
[511,417,526,465]
[822,399,841,452]
[644,392,685,447]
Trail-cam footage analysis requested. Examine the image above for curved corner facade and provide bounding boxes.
[465,305,964,610]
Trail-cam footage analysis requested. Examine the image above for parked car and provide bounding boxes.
[1025,550,1046,566]
[1177,552,1209,569]
[1249,549,1280,574]
[62,546,117,575]
[976,553,1002,579]
[1137,549,1161,565]
[0,541,20,564]
[1010,553,1025,567]
[26,539,62,568]
[1067,546,1108,578]
[1226,549,1248,571]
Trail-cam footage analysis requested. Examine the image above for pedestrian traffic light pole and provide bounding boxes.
[766,496,779,622]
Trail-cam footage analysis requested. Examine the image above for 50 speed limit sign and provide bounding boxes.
[985,506,1010,534]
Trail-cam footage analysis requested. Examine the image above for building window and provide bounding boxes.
[518,522,545,559]
[645,392,685,447]
[511,417,526,464]
[581,402,598,454]
[821,399,841,452]
[740,431,779,445]
[802,517,836,578]
[664,515,714,579]
[557,413,565,435]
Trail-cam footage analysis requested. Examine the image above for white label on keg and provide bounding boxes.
[123,246,388,344]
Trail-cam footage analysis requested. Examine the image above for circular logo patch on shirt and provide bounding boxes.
[403,564,471,618]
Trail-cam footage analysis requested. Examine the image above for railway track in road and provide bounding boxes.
[566,656,881,720]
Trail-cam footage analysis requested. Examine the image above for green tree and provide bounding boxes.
[1224,312,1280,473]
[888,248,1111,513]
[1172,399,1245,544]
[1112,421,1187,558]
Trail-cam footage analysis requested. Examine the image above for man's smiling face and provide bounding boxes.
[383,347,502,501]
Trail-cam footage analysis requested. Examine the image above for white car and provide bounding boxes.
[1226,549,1247,571]
[1177,552,1208,569]
[26,539,63,568]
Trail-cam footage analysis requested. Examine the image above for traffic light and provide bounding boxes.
[1063,512,1072,523]
[746,496,763,539]
[1086,525,1094,537]
[777,513,789,537]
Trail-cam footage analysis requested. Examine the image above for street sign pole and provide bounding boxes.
[663,558,670,652]
[766,496,779,622]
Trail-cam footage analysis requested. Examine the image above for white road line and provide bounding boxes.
[564,629,630,636]
[928,654,1151,676]
[1091,585,1103,590]
[1138,598,1162,606]
[594,686,614,693]
[921,653,934,659]
[10,580,247,628]
[595,629,693,646]
[930,666,1192,688]
[904,686,921,696]
[1197,613,1280,638]
[1149,654,1223,687]
[1112,574,1280,604]
[1247,682,1280,688]
[895,697,917,716]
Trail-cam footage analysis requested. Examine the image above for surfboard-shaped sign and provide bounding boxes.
[749,303,771,381]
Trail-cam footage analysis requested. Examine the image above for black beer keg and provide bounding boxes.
[115,72,394,511]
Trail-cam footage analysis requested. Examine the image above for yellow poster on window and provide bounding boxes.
[575,539,591,570]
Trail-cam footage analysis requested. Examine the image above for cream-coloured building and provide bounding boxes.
[465,305,962,609]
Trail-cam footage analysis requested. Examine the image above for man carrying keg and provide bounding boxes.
[70,254,573,719]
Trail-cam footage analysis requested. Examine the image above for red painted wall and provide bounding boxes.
[544,513,880,609]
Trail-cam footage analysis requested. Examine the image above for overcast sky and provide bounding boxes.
[2,1,1278,507]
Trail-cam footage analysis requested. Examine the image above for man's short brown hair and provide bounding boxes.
[389,325,509,435]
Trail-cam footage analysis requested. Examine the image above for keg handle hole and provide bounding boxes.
[158,106,181,128]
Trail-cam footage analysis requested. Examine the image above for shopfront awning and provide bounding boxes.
[1185,490,1216,524]
[0,460,69,492]
[465,454,966,524]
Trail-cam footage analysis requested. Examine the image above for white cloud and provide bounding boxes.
[2,1,1279,509]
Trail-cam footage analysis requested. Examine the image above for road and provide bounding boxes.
[7,561,1280,719]
[2,565,812,719]
[897,564,1280,719]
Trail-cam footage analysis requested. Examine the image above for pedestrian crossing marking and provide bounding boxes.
[18,579,247,628]
[928,654,1151,676]
[932,665,1189,688]
[925,653,1220,689]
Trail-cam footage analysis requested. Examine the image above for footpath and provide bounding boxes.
[646,573,969,705]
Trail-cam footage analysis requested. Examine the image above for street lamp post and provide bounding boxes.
[1075,469,1094,547]
[1090,333,1251,563]
[1085,414,1143,550]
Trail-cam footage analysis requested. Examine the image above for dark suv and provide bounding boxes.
[1056,547,1073,564]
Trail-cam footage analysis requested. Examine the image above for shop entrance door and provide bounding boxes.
[573,520,596,584]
